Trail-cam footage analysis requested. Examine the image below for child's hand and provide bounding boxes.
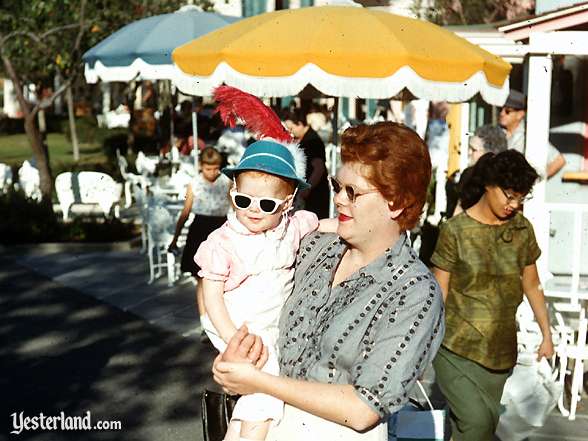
[222,325,268,369]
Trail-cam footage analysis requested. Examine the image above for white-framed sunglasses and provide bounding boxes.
[229,190,287,215]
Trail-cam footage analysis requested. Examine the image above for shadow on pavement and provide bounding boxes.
[0,256,217,440]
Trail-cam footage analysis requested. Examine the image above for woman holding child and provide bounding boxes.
[211,120,445,441]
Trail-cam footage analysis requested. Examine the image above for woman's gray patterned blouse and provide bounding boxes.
[277,232,445,418]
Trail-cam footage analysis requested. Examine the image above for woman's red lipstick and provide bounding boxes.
[338,213,352,222]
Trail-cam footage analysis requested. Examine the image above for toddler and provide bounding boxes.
[195,139,332,441]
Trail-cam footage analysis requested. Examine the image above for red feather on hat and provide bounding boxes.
[213,85,293,144]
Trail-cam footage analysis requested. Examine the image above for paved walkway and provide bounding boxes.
[3,241,588,440]
[1,248,217,441]
[8,242,202,339]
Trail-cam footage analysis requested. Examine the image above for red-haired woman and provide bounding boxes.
[211,122,445,441]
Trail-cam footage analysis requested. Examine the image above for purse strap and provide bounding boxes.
[415,380,435,411]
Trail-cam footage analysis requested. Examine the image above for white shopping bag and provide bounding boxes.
[496,352,562,441]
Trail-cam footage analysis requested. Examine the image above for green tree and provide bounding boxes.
[0,0,204,203]
[415,0,535,25]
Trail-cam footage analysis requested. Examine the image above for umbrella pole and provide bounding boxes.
[191,105,199,168]
[332,97,339,146]
[329,97,340,218]
[169,84,176,152]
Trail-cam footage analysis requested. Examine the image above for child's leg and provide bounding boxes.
[223,420,240,441]
[239,419,270,441]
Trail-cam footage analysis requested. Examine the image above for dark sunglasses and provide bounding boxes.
[329,176,378,204]
[500,107,518,115]
[230,190,288,215]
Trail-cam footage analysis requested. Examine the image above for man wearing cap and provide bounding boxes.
[500,89,566,179]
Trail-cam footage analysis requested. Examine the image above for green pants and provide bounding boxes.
[433,346,510,441]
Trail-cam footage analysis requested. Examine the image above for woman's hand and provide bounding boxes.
[537,336,554,360]
[213,356,264,395]
[167,238,178,253]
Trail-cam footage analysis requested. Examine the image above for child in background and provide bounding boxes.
[167,147,231,337]
[196,138,333,441]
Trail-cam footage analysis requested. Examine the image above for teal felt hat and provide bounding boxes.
[222,139,310,190]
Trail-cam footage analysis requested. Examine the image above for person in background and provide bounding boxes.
[306,103,328,132]
[211,122,444,441]
[282,108,330,219]
[142,80,157,111]
[168,147,231,337]
[499,89,566,179]
[425,101,450,172]
[431,150,554,441]
[446,124,508,217]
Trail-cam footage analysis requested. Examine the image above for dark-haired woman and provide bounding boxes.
[431,150,554,441]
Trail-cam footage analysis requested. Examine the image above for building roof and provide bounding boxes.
[498,1,588,40]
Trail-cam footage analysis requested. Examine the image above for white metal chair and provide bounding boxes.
[555,306,587,420]
[117,151,150,208]
[146,204,179,287]
[55,171,122,221]
[135,151,158,176]
[131,182,149,252]
[18,160,41,201]
[0,163,13,193]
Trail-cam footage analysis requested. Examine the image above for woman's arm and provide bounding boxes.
[546,152,566,178]
[522,263,554,359]
[169,184,194,250]
[202,279,238,343]
[432,267,451,302]
[213,361,380,431]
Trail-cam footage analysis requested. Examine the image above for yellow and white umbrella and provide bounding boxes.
[172,5,511,105]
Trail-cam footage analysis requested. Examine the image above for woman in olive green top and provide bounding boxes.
[431,150,554,441]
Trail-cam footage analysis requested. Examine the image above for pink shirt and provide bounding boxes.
[195,210,319,337]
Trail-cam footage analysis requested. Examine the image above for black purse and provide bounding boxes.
[201,390,240,441]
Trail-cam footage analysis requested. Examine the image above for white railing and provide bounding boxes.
[543,202,588,306]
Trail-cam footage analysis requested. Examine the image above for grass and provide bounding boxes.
[0,128,141,244]
[0,133,107,170]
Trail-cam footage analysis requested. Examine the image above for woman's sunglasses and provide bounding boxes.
[329,176,378,204]
[230,190,287,215]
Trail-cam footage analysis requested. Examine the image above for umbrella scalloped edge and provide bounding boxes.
[84,60,178,84]
[171,62,509,106]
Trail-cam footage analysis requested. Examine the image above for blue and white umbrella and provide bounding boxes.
[83,5,239,83]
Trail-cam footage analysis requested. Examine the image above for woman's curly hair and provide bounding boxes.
[341,121,431,231]
[461,150,539,209]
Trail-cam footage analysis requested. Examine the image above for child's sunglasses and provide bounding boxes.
[230,190,287,215]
